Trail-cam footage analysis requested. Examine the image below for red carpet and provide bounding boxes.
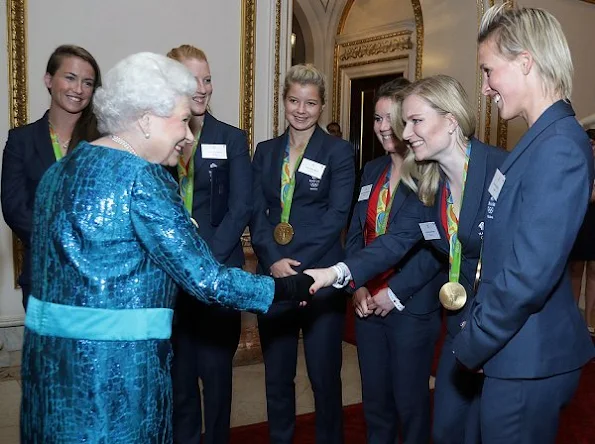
[232,316,595,443]
[230,361,595,443]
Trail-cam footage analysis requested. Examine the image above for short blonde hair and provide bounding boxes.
[479,2,572,100]
[393,75,476,206]
[283,64,326,105]
[167,44,208,63]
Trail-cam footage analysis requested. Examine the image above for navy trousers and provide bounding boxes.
[171,296,242,444]
[433,334,484,444]
[355,307,441,444]
[480,369,581,444]
[258,293,346,444]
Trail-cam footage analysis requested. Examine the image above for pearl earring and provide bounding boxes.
[145,133,150,139]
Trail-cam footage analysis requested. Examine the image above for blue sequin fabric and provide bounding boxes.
[20,142,274,443]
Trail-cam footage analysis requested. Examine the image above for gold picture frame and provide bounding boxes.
[7,0,27,288]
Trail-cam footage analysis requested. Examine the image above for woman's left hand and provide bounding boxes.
[371,288,395,317]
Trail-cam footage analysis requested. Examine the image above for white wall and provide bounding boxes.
[342,0,413,35]
[0,0,279,324]
[27,0,242,125]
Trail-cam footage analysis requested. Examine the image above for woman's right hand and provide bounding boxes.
[303,267,338,294]
[270,258,301,278]
[352,287,372,318]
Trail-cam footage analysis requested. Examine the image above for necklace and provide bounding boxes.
[110,135,138,156]
[49,122,71,150]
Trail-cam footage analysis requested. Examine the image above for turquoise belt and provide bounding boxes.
[25,296,173,341]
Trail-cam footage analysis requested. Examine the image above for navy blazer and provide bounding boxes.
[345,138,507,333]
[1,112,55,288]
[250,125,355,286]
[453,101,595,378]
[345,155,446,315]
[178,112,251,267]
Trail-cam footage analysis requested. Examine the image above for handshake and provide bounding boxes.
[272,273,316,305]
[271,267,340,305]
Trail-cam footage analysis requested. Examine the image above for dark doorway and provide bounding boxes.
[349,73,404,181]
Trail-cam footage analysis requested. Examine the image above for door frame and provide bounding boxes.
[340,58,410,143]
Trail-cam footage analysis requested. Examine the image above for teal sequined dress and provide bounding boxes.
[20,143,274,443]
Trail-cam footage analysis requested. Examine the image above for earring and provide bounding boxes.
[448,129,454,135]
[145,133,150,139]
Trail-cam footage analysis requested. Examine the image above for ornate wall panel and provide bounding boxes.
[240,0,256,151]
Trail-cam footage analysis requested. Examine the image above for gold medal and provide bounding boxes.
[274,222,294,245]
[439,282,467,311]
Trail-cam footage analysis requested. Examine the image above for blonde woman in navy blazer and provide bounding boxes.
[166,45,255,444]
[250,64,355,444]
[1,45,101,310]
[452,5,595,443]
[306,75,508,444]
[345,78,446,444]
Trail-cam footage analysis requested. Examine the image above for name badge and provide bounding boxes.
[419,222,441,240]
[488,169,506,201]
[202,144,227,160]
[358,184,373,201]
[298,158,326,179]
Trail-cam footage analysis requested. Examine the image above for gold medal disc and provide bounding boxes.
[439,282,467,311]
[274,222,294,245]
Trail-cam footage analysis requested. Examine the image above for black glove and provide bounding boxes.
[273,273,315,304]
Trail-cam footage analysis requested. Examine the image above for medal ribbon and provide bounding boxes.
[280,140,305,224]
[375,166,399,235]
[49,125,65,161]
[445,142,472,284]
[177,129,202,214]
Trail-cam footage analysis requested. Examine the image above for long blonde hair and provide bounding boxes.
[392,75,476,206]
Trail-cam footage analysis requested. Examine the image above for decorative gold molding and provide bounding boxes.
[273,0,281,138]
[496,116,508,148]
[411,0,423,80]
[332,44,340,122]
[476,0,485,141]
[483,0,495,144]
[7,0,27,128]
[338,31,412,62]
[337,0,355,35]
[333,1,423,121]
[7,0,28,288]
[240,0,256,153]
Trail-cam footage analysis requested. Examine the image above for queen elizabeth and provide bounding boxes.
[19,52,312,443]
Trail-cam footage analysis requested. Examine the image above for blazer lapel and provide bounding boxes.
[389,164,408,226]
[458,138,487,248]
[359,156,391,229]
[431,181,450,256]
[295,126,325,191]
[271,132,288,202]
[194,112,215,178]
[34,112,56,171]
[500,100,575,174]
